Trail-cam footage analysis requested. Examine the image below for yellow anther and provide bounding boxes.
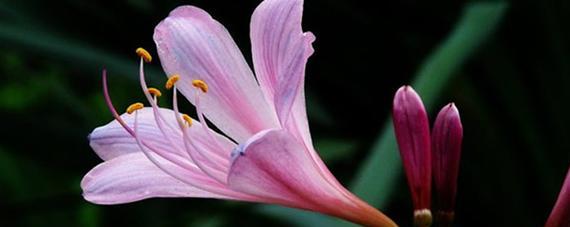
[192,79,208,93]
[182,114,193,126]
[135,47,152,63]
[165,75,180,90]
[126,102,144,114]
[147,87,162,97]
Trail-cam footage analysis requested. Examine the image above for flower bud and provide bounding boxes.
[393,85,432,219]
[431,103,463,226]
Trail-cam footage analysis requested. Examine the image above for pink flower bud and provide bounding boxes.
[393,86,432,217]
[431,103,463,225]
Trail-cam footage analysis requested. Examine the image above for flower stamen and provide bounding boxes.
[172,85,229,183]
[133,48,228,180]
[101,70,243,197]
[192,79,208,93]
[131,109,237,197]
[166,75,180,90]
[135,55,228,183]
[192,85,229,156]
[148,87,162,97]
[126,102,144,114]
[182,114,193,127]
[148,87,162,104]
[135,53,194,163]
[135,47,152,63]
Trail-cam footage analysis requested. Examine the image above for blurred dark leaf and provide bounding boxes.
[0,148,78,202]
[78,204,101,227]
[0,23,162,81]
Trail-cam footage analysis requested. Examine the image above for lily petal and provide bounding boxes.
[89,107,183,161]
[251,0,315,125]
[90,106,236,162]
[250,0,343,196]
[227,129,348,208]
[227,129,396,226]
[154,5,279,143]
[81,152,228,205]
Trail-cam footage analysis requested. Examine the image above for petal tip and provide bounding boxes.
[393,85,426,116]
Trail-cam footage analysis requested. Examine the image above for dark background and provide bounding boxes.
[0,0,569,226]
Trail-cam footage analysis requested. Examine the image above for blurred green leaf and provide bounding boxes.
[411,2,508,109]
[78,204,101,227]
[189,217,223,227]
[0,82,44,110]
[0,23,162,80]
[258,205,354,227]
[0,147,26,196]
[0,147,77,202]
[315,138,359,162]
[258,2,508,226]
[306,91,336,127]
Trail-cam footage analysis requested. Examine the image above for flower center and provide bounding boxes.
[104,48,235,188]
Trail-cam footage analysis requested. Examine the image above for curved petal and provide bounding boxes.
[250,0,337,189]
[227,129,351,211]
[81,152,228,205]
[154,5,279,143]
[89,107,235,163]
[89,107,183,161]
[250,0,315,138]
[226,129,396,226]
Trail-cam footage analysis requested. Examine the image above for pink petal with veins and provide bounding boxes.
[250,0,346,197]
[154,5,279,143]
[89,107,183,161]
[227,129,347,208]
[250,0,315,126]
[227,129,396,227]
[89,107,235,167]
[81,152,229,205]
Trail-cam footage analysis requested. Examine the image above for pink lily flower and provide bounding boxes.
[81,0,396,226]
[545,167,570,227]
